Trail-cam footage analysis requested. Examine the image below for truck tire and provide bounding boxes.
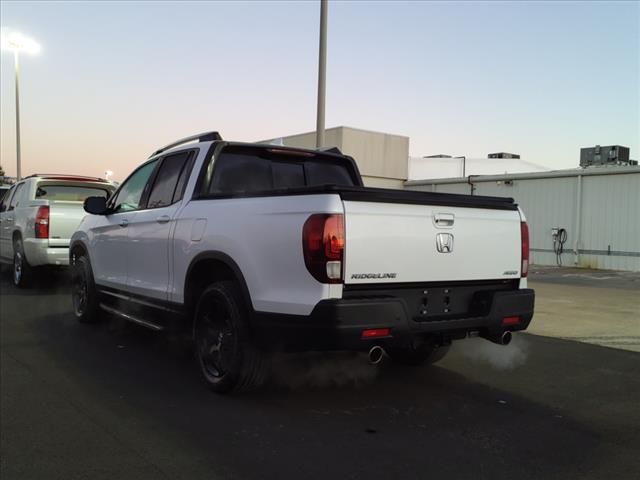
[193,281,265,393]
[12,238,32,288]
[389,344,450,366]
[71,256,101,323]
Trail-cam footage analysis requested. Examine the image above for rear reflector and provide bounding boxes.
[502,316,520,326]
[521,222,530,278]
[35,206,50,239]
[361,328,391,339]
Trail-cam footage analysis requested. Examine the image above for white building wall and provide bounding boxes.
[409,156,548,180]
[405,168,640,271]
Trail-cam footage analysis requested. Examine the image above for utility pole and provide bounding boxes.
[14,50,22,180]
[316,0,328,148]
[2,31,41,180]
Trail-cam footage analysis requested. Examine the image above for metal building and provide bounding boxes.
[409,155,548,180]
[405,166,640,272]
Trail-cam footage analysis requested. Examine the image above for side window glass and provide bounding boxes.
[0,186,16,212]
[8,184,24,211]
[172,157,194,204]
[146,152,190,209]
[112,160,159,213]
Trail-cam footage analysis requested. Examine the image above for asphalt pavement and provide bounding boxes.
[1,269,639,480]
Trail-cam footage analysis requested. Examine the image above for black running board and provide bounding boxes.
[99,303,165,331]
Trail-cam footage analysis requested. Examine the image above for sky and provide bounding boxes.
[1,0,638,180]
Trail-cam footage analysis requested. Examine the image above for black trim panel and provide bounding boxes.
[337,187,517,210]
[343,278,520,292]
[254,289,534,352]
[192,184,517,211]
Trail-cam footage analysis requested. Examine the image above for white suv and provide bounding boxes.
[0,174,114,287]
[71,132,534,393]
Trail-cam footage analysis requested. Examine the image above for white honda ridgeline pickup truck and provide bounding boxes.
[70,131,535,393]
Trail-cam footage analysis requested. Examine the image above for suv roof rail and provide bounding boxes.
[24,174,108,182]
[150,131,222,158]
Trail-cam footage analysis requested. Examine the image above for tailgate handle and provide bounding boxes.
[434,213,454,227]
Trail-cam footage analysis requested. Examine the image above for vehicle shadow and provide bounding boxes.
[0,265,72,296]
[25,308,607,480]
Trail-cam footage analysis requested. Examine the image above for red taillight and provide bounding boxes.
[361,328,391,339]
[521,221,529,278]
[502,316,520,326]
[302,213,344,284]
[35,206,50,239]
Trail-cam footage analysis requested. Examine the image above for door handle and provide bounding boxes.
[156,215,171,224]
[119,219,129,227]
[434,213,455,227]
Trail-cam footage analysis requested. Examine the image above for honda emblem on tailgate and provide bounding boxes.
[436,233,454,253]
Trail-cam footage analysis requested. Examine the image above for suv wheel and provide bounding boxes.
[388,344,450,366]
[194,281,265,393]
[71,256,101,323]
[13,239,32,288]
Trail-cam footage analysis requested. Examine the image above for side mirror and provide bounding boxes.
[84,196,108,215]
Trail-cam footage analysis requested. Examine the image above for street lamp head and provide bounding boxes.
[1,30,41,54]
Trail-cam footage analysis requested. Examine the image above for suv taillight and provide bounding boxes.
[35,206,50,239]
[521,221,529,278]
[302,214,344,284]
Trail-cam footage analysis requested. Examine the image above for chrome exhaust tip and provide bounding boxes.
[368,346,386,365]
[481,330,513,346]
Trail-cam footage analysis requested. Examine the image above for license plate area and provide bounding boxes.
[343,280,519,322]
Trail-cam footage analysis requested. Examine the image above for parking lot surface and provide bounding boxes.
[1,269,639,480]
[528,267,640,352]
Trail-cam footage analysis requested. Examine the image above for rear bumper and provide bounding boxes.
[23,239,70,267]
[255,288,535,352]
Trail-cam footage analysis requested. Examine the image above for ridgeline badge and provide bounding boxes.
[351,273,397,280]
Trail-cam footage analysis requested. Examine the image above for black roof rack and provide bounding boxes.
[149,131,222,158]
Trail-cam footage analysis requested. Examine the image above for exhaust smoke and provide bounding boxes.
[269,352,379,390]
[455,333,529,370]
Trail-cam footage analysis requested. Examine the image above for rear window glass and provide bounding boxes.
[305,161,356,187]
[210,154,272,194]
[35,185,110,202]
[272,162,305,189]
[209,147,357,195]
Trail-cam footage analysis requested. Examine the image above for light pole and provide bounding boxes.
[1,31,41,181]
[316,0,328,148]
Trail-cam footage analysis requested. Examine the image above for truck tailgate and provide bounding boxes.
[48,201,87,246]
[343,201,522,284]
